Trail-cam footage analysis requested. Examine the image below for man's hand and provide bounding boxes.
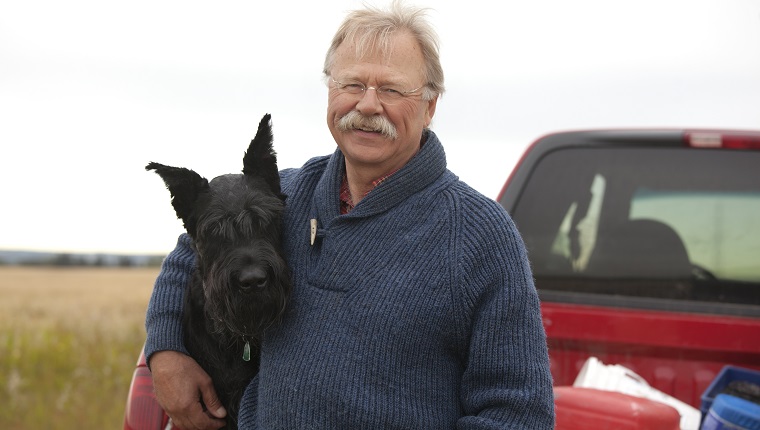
[149,351,227,430]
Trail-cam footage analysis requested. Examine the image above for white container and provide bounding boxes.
[573,356,701,430]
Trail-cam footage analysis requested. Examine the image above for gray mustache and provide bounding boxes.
[337,111,398,140]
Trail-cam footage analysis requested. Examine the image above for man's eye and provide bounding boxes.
[380,87,402,95]
[343,83,364,92]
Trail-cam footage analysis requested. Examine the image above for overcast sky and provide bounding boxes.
[2,0,759,254]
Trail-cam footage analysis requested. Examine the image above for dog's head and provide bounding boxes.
[146,113,290,339]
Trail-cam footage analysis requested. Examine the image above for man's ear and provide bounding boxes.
[423,96,438,128]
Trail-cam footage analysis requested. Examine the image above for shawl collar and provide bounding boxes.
[312,130,448,224]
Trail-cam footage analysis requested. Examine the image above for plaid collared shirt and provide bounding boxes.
[339,171,396,214]
[340,141,424,214]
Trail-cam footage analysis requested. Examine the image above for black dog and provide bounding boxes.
[146,114,290,429]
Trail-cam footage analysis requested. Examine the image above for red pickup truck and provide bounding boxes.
[497,129,760,410]
[124,129,760,429]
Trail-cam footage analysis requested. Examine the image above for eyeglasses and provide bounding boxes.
[330,77,426,104]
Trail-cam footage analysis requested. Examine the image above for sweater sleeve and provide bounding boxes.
[456,202,555,430]
[144,233,196,365]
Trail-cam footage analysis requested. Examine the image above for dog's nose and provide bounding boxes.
[239,267,268,291]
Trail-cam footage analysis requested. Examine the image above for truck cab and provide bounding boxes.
[498,129,760,408]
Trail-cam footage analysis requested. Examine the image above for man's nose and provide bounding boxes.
[356,87,383,114]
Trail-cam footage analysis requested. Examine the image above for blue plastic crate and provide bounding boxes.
[701,365,760,420]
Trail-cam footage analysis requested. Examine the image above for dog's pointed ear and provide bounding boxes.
[243,113,284,199]
[145,162,209,234]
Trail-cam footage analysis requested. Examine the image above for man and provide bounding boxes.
[145,2,555,429]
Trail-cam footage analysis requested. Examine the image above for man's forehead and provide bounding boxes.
[332,33,425,81]
[336,39,393,63]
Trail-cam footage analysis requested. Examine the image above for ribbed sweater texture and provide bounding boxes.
[145,131,555,429]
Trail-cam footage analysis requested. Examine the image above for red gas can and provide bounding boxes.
[554,387,682,430]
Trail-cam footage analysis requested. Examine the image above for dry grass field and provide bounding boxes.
[0,266,159,429]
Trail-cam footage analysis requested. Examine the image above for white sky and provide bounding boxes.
[2,0,759,254]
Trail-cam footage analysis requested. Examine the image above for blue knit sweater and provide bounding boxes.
[145,131,554,429]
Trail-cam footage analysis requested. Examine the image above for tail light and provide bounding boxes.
[123,351,171,430]
[685,131,760,149]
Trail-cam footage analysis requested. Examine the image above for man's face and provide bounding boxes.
[326,31,438,177]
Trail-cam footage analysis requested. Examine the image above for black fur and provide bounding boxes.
[146,114,290,429]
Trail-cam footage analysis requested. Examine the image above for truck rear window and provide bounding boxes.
[510,146,760,314]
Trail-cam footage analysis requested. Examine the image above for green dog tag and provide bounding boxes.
[243,341,251,362]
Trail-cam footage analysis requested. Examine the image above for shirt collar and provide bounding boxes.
[338,132,430,214]
[339,169,399,214]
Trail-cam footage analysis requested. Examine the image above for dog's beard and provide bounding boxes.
[201,250,289,342]
[336,110,398,140]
